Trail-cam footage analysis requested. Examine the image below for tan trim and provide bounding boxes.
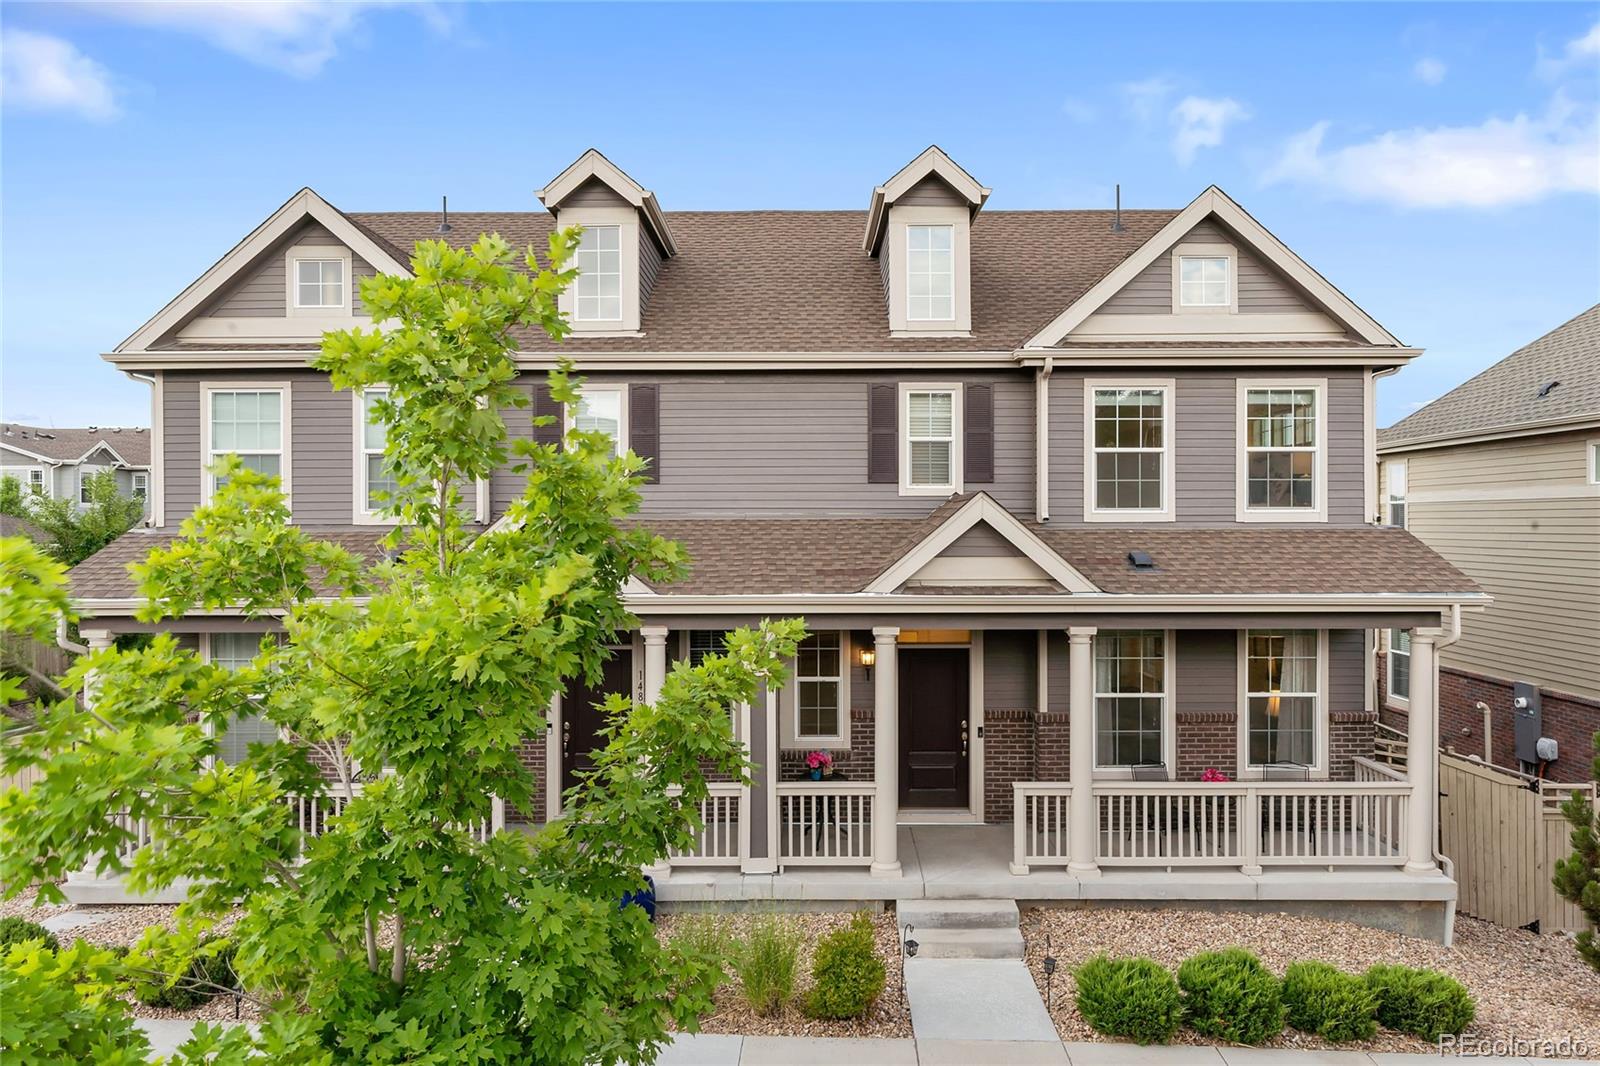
[199,381,292,508]
[863,146,990,254]
[555,208,641,333]
[897,381,964,497]
[537,148,677,257]
[1034,357,1053,522]
[351,388,397,526]
[1082,377,1176,523]
[1235,377,1330,524]
[1170,242,1239,315]
[1072,312,1345,339]
[886,206,973,334]
[1363,369,1378,524]
[1378,415,1600,455]
[905,555,1055,585]
[285,244,353,317]
[177,316,372,341]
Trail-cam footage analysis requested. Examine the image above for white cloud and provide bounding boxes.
[1170,95,1248,166]
[1060,96,1096,123]
[1120,76,1174,122]
[0,29,118,120]
[1535,20,1600,81]
[1412,56,1447,85]
[1264,95,1600,209]
[81,1,447,78]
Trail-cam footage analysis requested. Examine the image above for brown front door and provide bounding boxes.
[899,647,970,808]
[561,650,634,795]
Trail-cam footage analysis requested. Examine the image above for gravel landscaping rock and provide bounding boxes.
[1022,906,1600,1058]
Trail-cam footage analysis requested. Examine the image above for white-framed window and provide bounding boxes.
[1241,629,1324,772]
[202,384,289,502]
[294,259,345,308]
[26,468,47,494]
[354,389,399,521]
[205,632,281,766]
[1085,381,1175,520]
[1384,459,1408,527]
[1171,242,1237,313]
[906,224,954,322]
[78,465,107,505]
[1237,380,1327,522]
[1588,439,1599,485]
[1093,630,1170,771]
[899,383,962,496]
[574,225,622,322]
[785,631,849,746]
[568,386,627,458]
[685,630,729,667]
[131,472,148,500]
[1386,628,1410,704]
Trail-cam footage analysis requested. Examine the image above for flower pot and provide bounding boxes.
[809,768,823,781]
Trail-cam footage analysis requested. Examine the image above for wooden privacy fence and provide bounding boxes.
[1438,752,1593,935]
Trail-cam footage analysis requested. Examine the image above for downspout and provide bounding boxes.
[1368,366,1401,525]
[1431,603,1463,946]
[126,371,158,527]
[1034,356,1053,523]
[57,618,87,655]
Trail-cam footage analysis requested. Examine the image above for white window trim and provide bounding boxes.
[782,630,852,749]
[898,382,963,497]
[564,384,629,457]
[200,382,292,507]
[1235,629,1330,780]
[78,465,109,505]
[1091,629,1177,779]
[19,466,48,496]
[131,471,149,500]
[285,245,353,316]
[905,223,955,323]
[556,207,642,335]
[1384,628,1411,709]
[1385,458,1408,528]
[1082,378,1176,523]
[352,388,399,525]
[200,632,284,769]
[1234,378,1329,523]
[1588,439,1600,485]
[886,204,972,335]
[1171,242,1239,314]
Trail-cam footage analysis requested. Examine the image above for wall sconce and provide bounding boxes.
[858,647,876,675]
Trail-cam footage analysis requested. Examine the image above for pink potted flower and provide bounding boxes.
[1200,767,1231,783]
[805,750,834,781]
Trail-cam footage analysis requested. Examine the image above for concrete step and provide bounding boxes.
[905,925,1026,960]
[897,898,1019,930]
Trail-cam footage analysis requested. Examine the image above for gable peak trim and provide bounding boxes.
[864,145,992,254]
[538,148,678,257]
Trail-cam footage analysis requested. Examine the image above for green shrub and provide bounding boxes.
[1282,961,1378,1042]
[734,915,802,1015]
[0,916,60,952]
[1177,948,1285,1045]
[1073,955,1183,1045]
[130,938,238,1010]
[670,914,731,977]
[1364,964,1475,1041]
[803,912,885,1020]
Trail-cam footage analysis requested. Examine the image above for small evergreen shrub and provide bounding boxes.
[1177,948,1286,1045]
[1282,961,1378,1042]
[0,916,60,952]
[734,915,802,1015]
[803,912,885,1020]
[1073,955,1182,1045]
[1364,964,1475,1041]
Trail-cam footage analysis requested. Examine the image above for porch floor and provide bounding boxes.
[656,824,1456,907]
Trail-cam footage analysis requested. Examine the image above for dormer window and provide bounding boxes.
[1171,242,1237,313]
[574,226,622,322]
[906,225,954,321]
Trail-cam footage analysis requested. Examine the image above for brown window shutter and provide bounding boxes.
[629,384,660,484]
[532,384,563,447]
[965,383,994,484]
[868,383,898,484]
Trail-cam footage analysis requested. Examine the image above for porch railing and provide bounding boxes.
[667,782,745,866]
[776,781,875,869]
[1012,779,1413,874]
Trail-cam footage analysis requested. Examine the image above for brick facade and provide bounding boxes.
[1176,712,1236,780]
[780,708,875,781]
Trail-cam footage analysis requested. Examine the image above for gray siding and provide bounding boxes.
[1176,630,1236,715]
[204,222,376,318]
[984,631,1036,710]
[897,175,967,207]
[1046,632,1069,713]
[1329,628,1365,710]
[640,228,663,312]
[1101,220,1321,316]
[943,522,1023,557]
[560,178,633,209]
[1049,367,1367,526]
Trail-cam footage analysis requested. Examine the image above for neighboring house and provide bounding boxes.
[64,148,1484,939]
[1,423,152,513]
[1376,306,1599,783]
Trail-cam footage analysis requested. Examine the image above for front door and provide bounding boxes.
[561,650,634,795]
[898,648,970,808]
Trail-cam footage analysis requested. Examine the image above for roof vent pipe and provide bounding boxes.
[437,195,452,234]
[1111,184,1125,233]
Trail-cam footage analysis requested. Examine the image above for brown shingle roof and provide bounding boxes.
[1379,304,1600,449]
[346,209,1179,353]
[2,425,151,466]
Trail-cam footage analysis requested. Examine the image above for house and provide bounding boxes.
[1376,306,1599,783]
[63,148,1486,940]
[1,423,152,512]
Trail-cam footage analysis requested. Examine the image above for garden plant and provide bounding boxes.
[1073,955,1183,1045]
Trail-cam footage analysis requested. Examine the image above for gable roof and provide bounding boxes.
[863,145,991,253]
[1,425,151,466]
[537,149,678,257]
[1022,186,1403,349]
[1379,304,1600,452]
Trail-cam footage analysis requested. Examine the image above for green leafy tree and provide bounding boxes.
[2,231,806,1063]
[1553,731,1600,971]
[0,469,145,566]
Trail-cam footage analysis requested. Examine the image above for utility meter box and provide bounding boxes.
[1512,681,1545,766]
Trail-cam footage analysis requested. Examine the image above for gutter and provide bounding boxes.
[1034,356,1053,523]
[1378,414,1600,456]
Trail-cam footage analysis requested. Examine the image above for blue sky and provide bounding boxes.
[2,2,1596,428]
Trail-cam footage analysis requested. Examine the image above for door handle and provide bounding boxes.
[562,720,571,757]
[960,719,968,758]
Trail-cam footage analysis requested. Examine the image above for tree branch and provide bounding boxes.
[390,913,406,987]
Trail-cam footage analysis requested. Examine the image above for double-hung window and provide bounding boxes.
[792,631,845,744]
[294,258,345,309]
[131,472,148,500]
[1385,459,1407,527]
[1094,630,1168,770]
[1244,630,1319,769]
[208,632,281,766]
[206,387,286,497]
[906,225,954,322]
[570,387,626,458]
[574,226,621,322]
[1239,382,1324,520]
[1387,629,1410,703]
[78,466,106,505]
[26,468,46,494]
[357,389,398,518]
[901,385,960,494]
[1088,383,1173,518]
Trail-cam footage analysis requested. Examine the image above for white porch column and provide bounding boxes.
[80,629,114,707]
[871,626,901,878]
[1068,626,1100,878]
[65,630,117,897]
[1404,630,1440,874]
[641,626,669,704]
[544,693,562,822]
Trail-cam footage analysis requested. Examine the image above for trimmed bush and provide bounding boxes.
[735,915,802,1015]
[1177,948,1286,1045]
[803,912,885,1020]
[1283,961,1378,1042]
[1073,955,1183,1045]
[1364,964,1475,1041]
[131,938,238,1010]
[0,916,60,952]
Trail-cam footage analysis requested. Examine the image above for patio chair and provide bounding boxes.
[1121,763,1173,858]
[1259,762,1318,855]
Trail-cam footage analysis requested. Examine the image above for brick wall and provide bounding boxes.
[1330,710,1377,781]
[983,709,1033,821]
[780,708,875,780]
[1176,712,1235,780]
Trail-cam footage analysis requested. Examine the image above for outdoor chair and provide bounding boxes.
[1259,761,1319,854]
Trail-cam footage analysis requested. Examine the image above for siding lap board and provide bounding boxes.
[203,221,376,318]
[1100,219,1324,316]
